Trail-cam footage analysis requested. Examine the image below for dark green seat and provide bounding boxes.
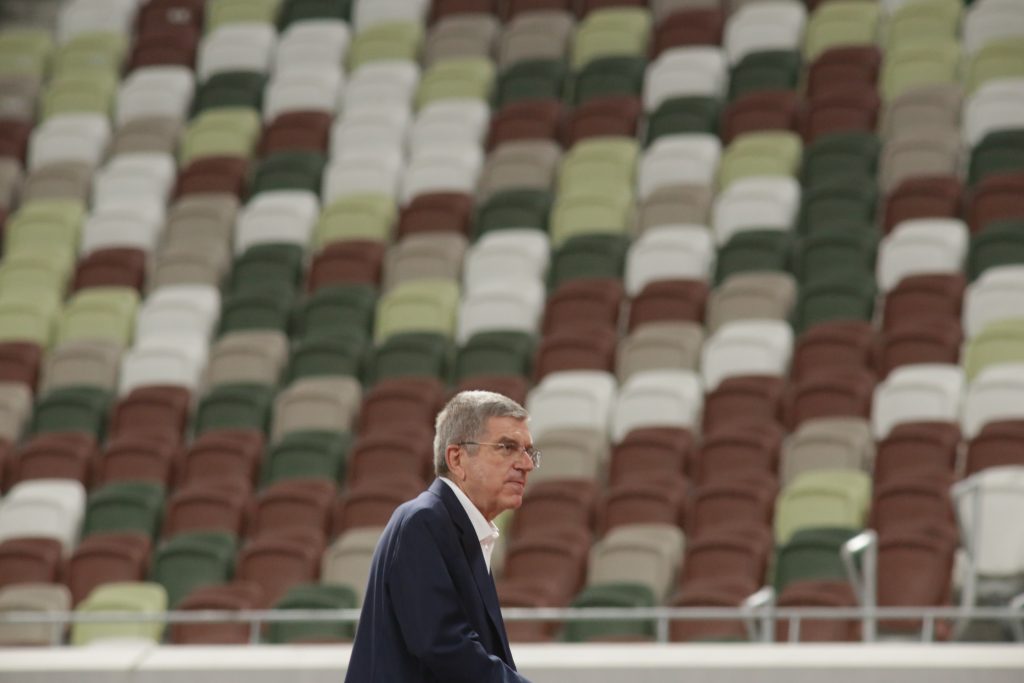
[966,220,1024,281]
[218,289,293,336]
[714,230,793,285]
[771,527,860,594]
[292,285,376,341]
[563,583,657,642]
[570,56,645,105]
[195,383,275,434]
[363,332,454,385]
[728,50,801,101]
[454,331,535,381]
[792,274,876,333]
[644,96,720,146]
[266,583,357,643]
[278,0,352,27]
[284,332,366,383]
[227,243,305,296]
[192,71,267,114]
[800,132,880,190]
[250,151,326,195]
[83,481,165,540]
[793,226,877,284]
[475,189,552,238]
[31,386,112,438]
[151,531,237,608]
[797,180,877,236]
[548,234,629,290]
[494,59,566,108]
[262,430,351,486]
[967,129,1024,186]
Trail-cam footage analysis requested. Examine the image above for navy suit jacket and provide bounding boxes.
[344,478,529,682]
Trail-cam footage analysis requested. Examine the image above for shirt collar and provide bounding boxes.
[440,476,500,545]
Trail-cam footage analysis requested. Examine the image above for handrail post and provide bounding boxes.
[842,530,878,642]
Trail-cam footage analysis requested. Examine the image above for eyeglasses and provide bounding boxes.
[458,441,541,468]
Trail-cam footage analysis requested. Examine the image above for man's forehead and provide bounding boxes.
[483,415,530,438]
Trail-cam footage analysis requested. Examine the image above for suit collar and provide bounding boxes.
[429,478,513,663]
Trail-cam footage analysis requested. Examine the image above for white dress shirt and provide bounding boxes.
[441,477,500,573]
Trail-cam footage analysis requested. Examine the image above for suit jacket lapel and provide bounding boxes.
[431,479,514,663]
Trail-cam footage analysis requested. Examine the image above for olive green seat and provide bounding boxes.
[800,132,880,190]
[774,469,871,544]
[314,194,396,246]
[717,131,803,189]
[571,7,652,70]
[549,184,633,248]
[55,287,139,348]
[284,332,367,384]
[192,71,267,115]
[217,289,294,336]
[570,56,646,106]
[796,180,877,236]
[963,319,1024,382]
[195,383,275,434]
[644,96,720,145]
[0,297,60,346]
[548,234,629,290]
[881,39,960,102]
[793,226,877,284]
[771,527,860,593]
[364,331,455,385]
[0,28,52,77]
[51,32,127,78]
[151,531,237,608]
[966,220,1024,281]
[563,582,657,642]
[792,274,876,334]
[714,230,793,285]
[347,22,424,71]
[0,249,74,306]
[180,108,262,165]
[966,39,1024,95]
[968,130,1024,187]
[475,189,552,237]
[267,583,358,643]
[803,1,881,61]
[292,285,376,341]
[82,481,166,539]
[71,582,167,645]
[206,0,282,32]
[31,385,112,438]
[558,137,639,196]
[728,50,801,101]
[228,243,305,296]
[416,57,495,109]
[278,0,353,28]
[263,430,351,485]
[454,331,535,381]
[374,279,460,344]
[251,151,326,196]
[884,0,961,52]
[493,59,567,108]
[5,199,85,256]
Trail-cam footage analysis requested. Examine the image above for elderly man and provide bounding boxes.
[345,390,538,682]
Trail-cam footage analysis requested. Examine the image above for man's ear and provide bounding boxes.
[445,444,465,480]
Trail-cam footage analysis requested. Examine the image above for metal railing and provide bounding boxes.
[1,603,1022,645]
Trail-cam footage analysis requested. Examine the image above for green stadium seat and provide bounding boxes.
[71,582,167,645]
[792,274,876,333]
[284,332,367,384]
[251,151,327,196]
[292,285,376,341]
[314,194,396,247]
[262,430,351,486]
[881,39,960,102]
[475,189,552,237]
[797,180,878,235]
[228,243,305,295]
[416,57,495,109]
[772,527,860,594]
[717,131,802,189]
[266,583,358,643]
[571,7,652,70]
[803,1,881,62]
[51,33,127,78]
[793,226,877,284]
[963,318,1024,381]
[347,22,423,71]
[82,481,166,539]
[364,332,455,385]
[195,383,275,434]
[800,132,880,190]
[180,108,262,165]
[728,50,801,101]
[374,279,460,344]
[774,470,871,544]
[0,297,60,346]
[563,582,657,642]
[550,184,633,247]
[278,0,353,27]
[644,96,720,145]
[5,199,85,256]
[966,39,1024,95]
[151,531,237,608]
[41,70,117,120]
[31,385,112,437]
[968,130,1024,187]
[548,234,629,290]
[494,59,567,108]
[206,0,282,31]
[714,230,793,285]
[218,289,294,335]
[454,331,535,381]
[966,220,1024,281]
[0,28,52,78]
[55,287,139,348]
[192,71,267,114]
[570,55,646,105]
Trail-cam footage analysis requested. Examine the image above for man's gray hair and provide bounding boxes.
[433,390,529,477]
